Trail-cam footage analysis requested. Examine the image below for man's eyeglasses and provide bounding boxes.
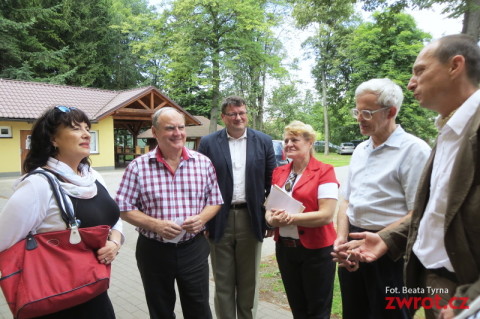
[284,172,298,193]
[223,111,248,118]
[351,106,390,120]
[55,105,77,113]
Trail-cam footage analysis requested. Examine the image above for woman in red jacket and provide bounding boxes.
[266,120,339,319]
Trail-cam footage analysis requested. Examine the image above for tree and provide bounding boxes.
[303,23,360,153]
[306,0,480,41]
[149,0,286,131]
[265,81,316,139]
[289,3,438,144]
[223,17,287,130]
[344,10,437,142]
[0,0,148,88]
[289,0,357,153]
[56,0,148,88]
[0,1,73,82]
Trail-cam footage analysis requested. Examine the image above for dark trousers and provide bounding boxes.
[136,234,212,319]
[338,226,411,319]
[276,242,335,319]
[36,291,115,319]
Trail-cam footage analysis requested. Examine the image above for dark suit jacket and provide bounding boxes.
[198,128,276,242]
[381,102,480,311]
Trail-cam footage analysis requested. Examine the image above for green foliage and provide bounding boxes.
[0,0,446,144]
[264,81,317,139]
[0,1,69,82]
[0,0,149,88]
[291,0,355,28]
[288,3,438,143]
[343,10,437,142]
[115,0,286,124]
[157,0,286,129]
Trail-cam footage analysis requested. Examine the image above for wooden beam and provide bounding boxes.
[114,108,153,115]
[154,101,168,109]
[137,98,149,110]
[115,120,150,127]
[112,115,152,121]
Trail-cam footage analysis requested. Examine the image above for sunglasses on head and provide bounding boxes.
[55,105,77,113]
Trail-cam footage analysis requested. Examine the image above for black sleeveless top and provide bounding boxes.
[68,181,120,228]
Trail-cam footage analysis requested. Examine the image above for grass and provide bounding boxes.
[314,152,352,167]
[258,255,342,318]
[331,270,342,317]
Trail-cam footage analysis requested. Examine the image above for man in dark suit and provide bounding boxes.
[338,34,480,319]
[198,96,276,319]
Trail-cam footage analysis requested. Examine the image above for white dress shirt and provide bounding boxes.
[227,130,247,204]
[343,125,431,230]
[413,89,480,271]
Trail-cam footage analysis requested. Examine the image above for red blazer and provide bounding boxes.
[272,157,338,249]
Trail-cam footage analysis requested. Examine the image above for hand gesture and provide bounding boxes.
[156,220,183,239]
[332,237,359,272]
[337,232,388,263]
[269,209,293,227]
[182,215,204,234]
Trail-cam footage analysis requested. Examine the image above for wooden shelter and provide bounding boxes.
[0,78,200,175]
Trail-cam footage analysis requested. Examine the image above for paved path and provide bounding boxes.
[0,166,348,319]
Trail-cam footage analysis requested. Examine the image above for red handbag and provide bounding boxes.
[0,170,111,319]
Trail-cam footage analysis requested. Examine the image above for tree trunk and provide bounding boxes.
[462,0,480,42]
[321,69,330,155]
[209,50,221,133]
[257,71,266,132]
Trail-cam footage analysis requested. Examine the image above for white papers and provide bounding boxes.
[163,217,186,243]
[265,185,305,214]
[264,185,305,238]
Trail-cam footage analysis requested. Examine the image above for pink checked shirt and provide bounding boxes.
[116,147,223,242]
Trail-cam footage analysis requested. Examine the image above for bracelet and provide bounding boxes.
[109,239,121,248]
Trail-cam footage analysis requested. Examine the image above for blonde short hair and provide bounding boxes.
[284,121,316,147]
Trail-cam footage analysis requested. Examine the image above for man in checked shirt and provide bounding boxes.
[116,107,223,319]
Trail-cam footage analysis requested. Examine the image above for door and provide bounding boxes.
[20,130,32,174]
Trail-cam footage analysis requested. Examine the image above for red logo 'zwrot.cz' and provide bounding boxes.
[385,295,469,310]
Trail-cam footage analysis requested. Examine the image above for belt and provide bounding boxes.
[428,267,458,283]
[349,224,381,233]
[278,237,303,248]
[231,202,247,209]
[141,232,203,247]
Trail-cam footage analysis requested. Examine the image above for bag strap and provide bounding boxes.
[23,169,82,244]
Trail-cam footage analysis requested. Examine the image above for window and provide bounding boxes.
[89,131,99,154]
[0,126,12,138]
[185,140,195,150]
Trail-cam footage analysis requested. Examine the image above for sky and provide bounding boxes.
[407,4,463,39]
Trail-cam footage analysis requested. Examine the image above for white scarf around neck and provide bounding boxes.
[45,157,98,199]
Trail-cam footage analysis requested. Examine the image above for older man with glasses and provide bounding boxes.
[331,78,431,319]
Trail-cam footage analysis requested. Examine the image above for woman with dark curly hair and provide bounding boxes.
[0,106,123,318]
